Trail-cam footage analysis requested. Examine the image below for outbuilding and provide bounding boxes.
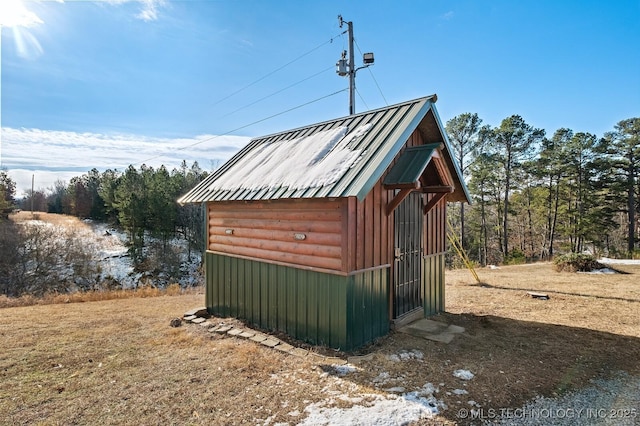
[179,95,470,350]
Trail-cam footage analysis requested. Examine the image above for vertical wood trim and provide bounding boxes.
[356,197,365,270]
[347,197,357,272]
[341,199,349,273]
[206,203,211,253]
[381,188,390,264]
[373,183,381,266]
[364,187,374,268]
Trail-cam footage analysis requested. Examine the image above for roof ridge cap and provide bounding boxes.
[251,94,437,141]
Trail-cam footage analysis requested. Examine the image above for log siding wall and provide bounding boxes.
[208,199,345,272]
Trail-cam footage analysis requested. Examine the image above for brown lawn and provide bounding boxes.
[1,213,638,424]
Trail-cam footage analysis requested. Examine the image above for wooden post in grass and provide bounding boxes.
[447,219,481,283]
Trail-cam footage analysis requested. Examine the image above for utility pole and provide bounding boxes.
[336,15,374,115]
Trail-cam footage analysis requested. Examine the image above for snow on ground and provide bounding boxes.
[387,349,424,362]
[76,220,201,288]
[90,222,135,286]
[599,257,640,265]
[453,369,475,381]
[332,364,359,377]
[578,268,617,274]
[298,390,444,426]
[292,356,483,424]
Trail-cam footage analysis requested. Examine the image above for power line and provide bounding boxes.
[133,88,348,167]
[132,32,350,168]
[355,87,370,111]
[219,65,335,119]
[354,38,388,106]
[210,32,344,107]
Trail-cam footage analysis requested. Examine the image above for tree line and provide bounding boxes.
[446,114,639,265]
[0,161,207,294]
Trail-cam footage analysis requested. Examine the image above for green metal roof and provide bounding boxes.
[178,95,471,204]
[382,144,439,188]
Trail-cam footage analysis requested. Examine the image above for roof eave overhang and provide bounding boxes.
[427,106,472,204]
[351,97,436,201]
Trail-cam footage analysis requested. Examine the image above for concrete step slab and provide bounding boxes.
[274,343,294,353]
[398,319,465,344]
[215,325,233,334]
[261,338,280,348]
[249,334,268,343]
[324,357,348,365]
[289,348,309,357]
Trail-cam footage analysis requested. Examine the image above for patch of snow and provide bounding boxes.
[332,364,358,376]
[578,268,617,274]
[383,387,405,393]
[372,372,391,386]
[453,370,475,380]
[420,383,437,394]
[60,220,203,289]
[452,389,468,395]
[23,219,51,227]
[487,264,500,269]
[299,392,442,426]
[209,124,372,193]
[404,350,423,360]
[387,354,400,362]
[599,257,640,265]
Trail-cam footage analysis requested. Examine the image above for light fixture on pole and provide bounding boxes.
[336,15,375,115]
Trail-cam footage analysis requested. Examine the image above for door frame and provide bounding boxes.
[392,191,424,320]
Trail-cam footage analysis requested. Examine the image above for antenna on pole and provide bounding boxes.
[336,15,374,115]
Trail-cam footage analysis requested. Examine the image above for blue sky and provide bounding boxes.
[1,0,639,194]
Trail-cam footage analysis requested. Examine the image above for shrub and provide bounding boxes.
[553,253,602,272]
[504,249,526,265]
[1,220,103,297]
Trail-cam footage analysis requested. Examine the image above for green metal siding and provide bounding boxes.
[423,253,445,316]
[205,252,389,350]
[347,267,390,349]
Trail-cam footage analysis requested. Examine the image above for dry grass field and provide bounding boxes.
[1,220,639,425]
[10,210,89,227]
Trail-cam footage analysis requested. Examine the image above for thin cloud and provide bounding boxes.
[102,0,167,21]
[440,11,454,20]
[136,0,165,21]
[1,127,250,194]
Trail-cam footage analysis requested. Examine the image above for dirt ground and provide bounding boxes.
[1,263,639,425]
